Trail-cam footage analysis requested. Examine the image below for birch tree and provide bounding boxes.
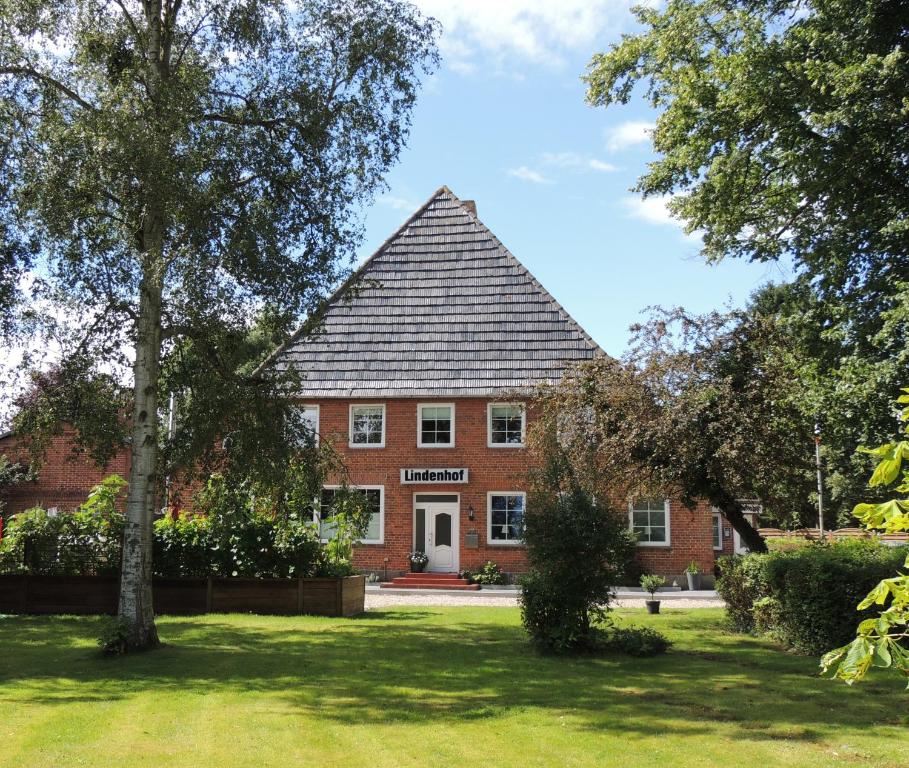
[0,0,438,649]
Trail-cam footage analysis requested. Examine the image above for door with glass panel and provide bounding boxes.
[414,496,459,572]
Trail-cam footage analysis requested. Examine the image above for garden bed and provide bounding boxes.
[0,574,365,617]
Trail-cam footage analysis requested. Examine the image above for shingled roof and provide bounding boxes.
[269,186,602,398]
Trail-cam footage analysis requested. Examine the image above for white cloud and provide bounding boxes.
[541,152,617,173]
[587,158,618,172]
[507,166,552,184]
[605,120,655,151]
[414,0,639,72]
[622,194,702,243]
[377,194,420,211]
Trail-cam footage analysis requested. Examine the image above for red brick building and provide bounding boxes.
[264,187,735,583]
[0,428,131,516]
[1,187,745,583]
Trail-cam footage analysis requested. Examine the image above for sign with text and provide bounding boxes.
[400,468,469,484]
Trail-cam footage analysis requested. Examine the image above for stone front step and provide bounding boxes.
[380,572,479,590]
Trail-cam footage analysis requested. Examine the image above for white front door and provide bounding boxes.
[425,502,459,572]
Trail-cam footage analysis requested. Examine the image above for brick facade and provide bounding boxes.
[312,396,726,582]
[0,429,131,516]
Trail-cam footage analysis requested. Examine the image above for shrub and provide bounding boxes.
[0,475,125,575]
[716,553,773,632]
[717,540,909,654]
[468,560,507,586]
[520,485,637,653]
[600,625,671,657]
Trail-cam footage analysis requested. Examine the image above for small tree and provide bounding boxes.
[822,389,909,686]
[521,438,636,653]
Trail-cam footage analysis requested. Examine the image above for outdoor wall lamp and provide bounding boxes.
[467,505,475,521]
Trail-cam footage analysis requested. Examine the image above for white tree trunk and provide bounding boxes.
[119,265,163,649]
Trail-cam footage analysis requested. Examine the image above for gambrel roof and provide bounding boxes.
[268,186,602,397]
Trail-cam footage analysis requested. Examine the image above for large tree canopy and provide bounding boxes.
[585,0,909,315]
[533,306,817,552]
[0,0,438,648]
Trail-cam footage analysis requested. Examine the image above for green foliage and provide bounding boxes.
[155,473,323,579]
[822,389,909,686]
[468,561,507,586]
[97,617,134,656]
[0,453,30,517]
[534,307,817,553]
[717,541,908,654]
[318,486,373,577]
[0,0,439,641]
[0,474,126,575]
[640,574,666,598]
[600,625,671,657]
[585,0,909,310]
[520,477,637,653]
[715,554,772,633]
[684,560,699,574]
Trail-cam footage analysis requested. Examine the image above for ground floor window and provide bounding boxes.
[712,512,723,550]
[629,498,670,546]
[317,486,383,544]
[488,492,525,544]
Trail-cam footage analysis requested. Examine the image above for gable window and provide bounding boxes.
[488,492,525,545]
[488,403,525,447]
[349,404,385,447]
[418,403,454,447]
[317,486,383,544]
[712,512,723,550]
[298,405,319,445]
[629,499,670,546]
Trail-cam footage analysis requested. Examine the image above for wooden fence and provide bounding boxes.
[759,527,909,545]
[0,574,365,617]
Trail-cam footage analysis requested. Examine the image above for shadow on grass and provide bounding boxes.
[0,609,904,743]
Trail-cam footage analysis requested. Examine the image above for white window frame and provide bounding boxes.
[299,404,320,446]
[487,402,526,448]
[487,491,526,546]
[712,512,723,551]
[417,402,455,448]
[628,498,671,547]
[316,485,384,545]
[349,403,386,448]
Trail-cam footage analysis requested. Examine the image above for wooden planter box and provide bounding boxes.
[0,574,365,617]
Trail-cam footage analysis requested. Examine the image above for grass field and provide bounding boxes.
[1,607,906,768]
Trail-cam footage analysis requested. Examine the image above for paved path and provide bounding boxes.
[365,592,724,610]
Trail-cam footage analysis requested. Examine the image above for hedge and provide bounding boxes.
[717,539,909,655]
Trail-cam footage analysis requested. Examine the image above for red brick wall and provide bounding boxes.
[2,406,728,582]
[313,398,532,576]
[311,397,725,581]
[632,499,724,585]
[0,429,131,516]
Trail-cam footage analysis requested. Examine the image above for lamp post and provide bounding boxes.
[814,418,825,541]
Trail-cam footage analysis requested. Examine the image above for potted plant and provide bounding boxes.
[640,574,666,614]
[684,560,702,591]
[408,551,429,573]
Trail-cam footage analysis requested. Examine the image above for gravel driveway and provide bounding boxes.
[365,593,724,609]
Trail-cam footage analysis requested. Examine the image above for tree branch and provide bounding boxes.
[0,66,97,111]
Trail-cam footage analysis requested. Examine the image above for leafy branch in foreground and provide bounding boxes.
[821,389,909,686]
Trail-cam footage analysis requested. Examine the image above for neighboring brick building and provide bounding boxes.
[266,186,729,582]
[0,428,131,516]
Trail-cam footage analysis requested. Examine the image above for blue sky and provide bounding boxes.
[354,1,793,356]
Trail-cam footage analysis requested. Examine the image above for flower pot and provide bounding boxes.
[645,600,661,614]
[410,561,426,573]
[686,572,702,591]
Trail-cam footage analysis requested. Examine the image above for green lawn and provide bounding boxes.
[0,607,906,768]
